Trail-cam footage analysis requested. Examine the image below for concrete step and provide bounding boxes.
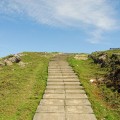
[64,82,80,85]
[66,94,88,99]
[66,114,97,120]
[45,90,65,94]
[47,82,64,85]
[40,99,91,106]
[48,74,77,76]
[47,80,64,82]
[48,71,75,73]
[46,86,64,89]
[66,90,85,94]
[63,79,80,82]
[45,89,85,94]
[43,94,65,99]
[46,86,83,90]
[36,105,65,113]
[48,69,74,71]
[49,68,70,69]
[66,106,93,113]
[65,99,91,106]
[47,82,81,85]
[47,82,81,86]
[48,69,73,71]
[43,93,87,99]
[40,99,64,106]
[48,76,77,79]
[36,105,93,114]
[33,113,65,120]
[47,79,80,82]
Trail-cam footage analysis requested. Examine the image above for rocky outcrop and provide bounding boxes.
[89,51,120,92]
[89,52,108,67]
[0,53,26,66]
[3,55,21,66]
[108,54,120,92]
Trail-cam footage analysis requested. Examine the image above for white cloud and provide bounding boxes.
[87,29,104,44]
[0,0,119,43]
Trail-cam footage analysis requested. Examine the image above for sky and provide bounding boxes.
[0,0,120,57]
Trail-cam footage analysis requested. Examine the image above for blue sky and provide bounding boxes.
[0,0,120,57]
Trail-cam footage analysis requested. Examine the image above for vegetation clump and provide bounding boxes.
[89,50,120,92]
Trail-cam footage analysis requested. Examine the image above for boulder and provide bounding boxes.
[4,59,13,66]
[2,54,22,66]
[98,54,107,61]
[89,52,108,67]
[8,56,21,63]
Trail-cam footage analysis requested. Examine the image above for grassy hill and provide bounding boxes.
[0,52,52,120]
[0,50,120,120]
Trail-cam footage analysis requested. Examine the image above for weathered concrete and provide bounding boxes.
[40,99,64,106]
[36,106,65,113]
[66,114,97,120]
[66,106,93,113]
[45,89,65,94]
[33,55,97,120]
[65,99,91,106]
[66,90,85,94]
[34,113,65,120]
[66,94,88,99]
[43,94,65,99]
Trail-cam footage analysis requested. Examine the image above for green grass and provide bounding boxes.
[0,52,52,120]
[68,57,120,120]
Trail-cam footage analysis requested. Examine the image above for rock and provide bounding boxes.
[98,78,105,82]
[90,78,105,85]
[98,54,107,61]
[3,54,21,66]
[89,52,108,67]
[18,61,26,67]
[90,79,97,83]
[4,59,13,66]
[8,56,21,63]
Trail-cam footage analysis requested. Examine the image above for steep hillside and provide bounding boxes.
[0,52,52,120]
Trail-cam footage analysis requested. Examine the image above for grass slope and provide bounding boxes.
[0,52,51,120]
[68,57,120,120]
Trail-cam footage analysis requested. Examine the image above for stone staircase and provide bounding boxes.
[33,55,97,120]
